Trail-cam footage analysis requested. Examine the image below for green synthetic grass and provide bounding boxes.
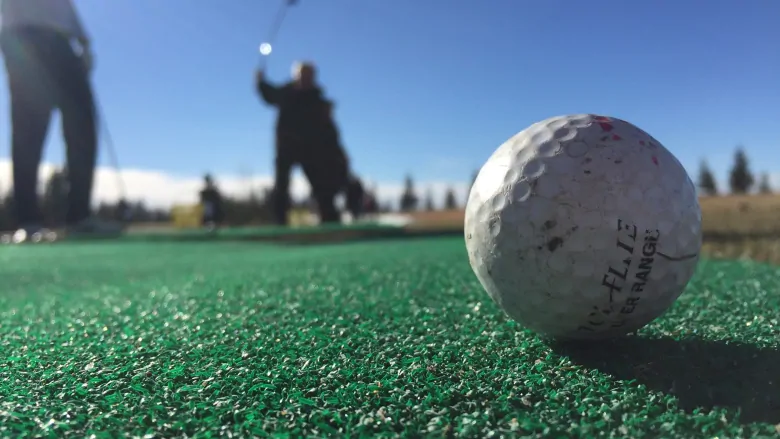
[0,237,779,438]
[117,222,408,243]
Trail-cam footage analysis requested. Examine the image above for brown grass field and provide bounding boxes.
[408,194,780,264]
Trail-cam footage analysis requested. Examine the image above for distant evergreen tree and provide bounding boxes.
[697,160,718,196]
[758,173,772,194]
[399,175,419,212]
[444,187,458,209]
[728,146,754,194]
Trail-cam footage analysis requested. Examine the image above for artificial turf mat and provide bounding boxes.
[86,222,414,245]
[59,222,462,247]
[0,237,779,438]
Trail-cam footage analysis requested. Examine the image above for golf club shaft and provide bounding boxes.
[258,0,293,70]
[94,96,127,201]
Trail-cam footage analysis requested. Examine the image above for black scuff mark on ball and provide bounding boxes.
[657,252,699,261]
[547,237,564,252]
[614,159,623,164]
[488,218,499,233]
[584,170,591,174]
[543,220,556,230]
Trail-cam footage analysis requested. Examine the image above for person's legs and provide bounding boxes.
[273,148,295,225]
[3,28,121,238]
[46,33,98,225]
[312,186,340,223]
[201,201,214,225]
[10,93,51,227]
[213,202,225,227]
[0,29,56,228]
[302,156,347,224]
[345,175,364,220]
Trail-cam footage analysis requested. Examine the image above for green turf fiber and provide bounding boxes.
[0,237,778,438]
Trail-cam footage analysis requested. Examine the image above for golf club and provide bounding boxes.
[257,0,298,70]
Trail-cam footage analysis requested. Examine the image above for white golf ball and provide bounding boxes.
[259,43,273,56]
[465,114,702,340]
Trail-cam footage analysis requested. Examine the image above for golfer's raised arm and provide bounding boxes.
[255,71,281,106]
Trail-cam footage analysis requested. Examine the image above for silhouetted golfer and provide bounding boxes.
[256,61,351,225]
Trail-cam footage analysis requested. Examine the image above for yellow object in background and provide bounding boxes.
[288,208,316,227]
[171,203,204,229]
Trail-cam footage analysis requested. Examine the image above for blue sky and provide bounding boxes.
[0,0,778,205]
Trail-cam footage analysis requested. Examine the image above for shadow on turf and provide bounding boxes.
[551,337,780,425]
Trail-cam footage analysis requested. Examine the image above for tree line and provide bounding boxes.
[0,169,388,229]
[0,146,771,230]
[0,168,172,230]
[398,175,461,212]
[698,146,772,196]
[401,144,774,214]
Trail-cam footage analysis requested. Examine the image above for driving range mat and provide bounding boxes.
[0,237,778,437]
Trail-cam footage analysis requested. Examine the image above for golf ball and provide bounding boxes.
[259,43,273,56]
[464,114,702,340]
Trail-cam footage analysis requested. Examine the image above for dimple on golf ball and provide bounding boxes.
[464,114,702,340]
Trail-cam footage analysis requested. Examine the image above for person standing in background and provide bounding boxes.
[0,0,122,242]
[199,174,224,232]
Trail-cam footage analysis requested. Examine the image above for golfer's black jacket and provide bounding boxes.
[257,80,334,140]
[257,79,347,168]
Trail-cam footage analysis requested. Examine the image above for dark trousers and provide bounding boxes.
[274,145,347,225]
[201,201,224,225]
[0,26,97,226]
[345,177,364,219]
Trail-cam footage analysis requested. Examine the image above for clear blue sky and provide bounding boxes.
[0,0,778,187]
